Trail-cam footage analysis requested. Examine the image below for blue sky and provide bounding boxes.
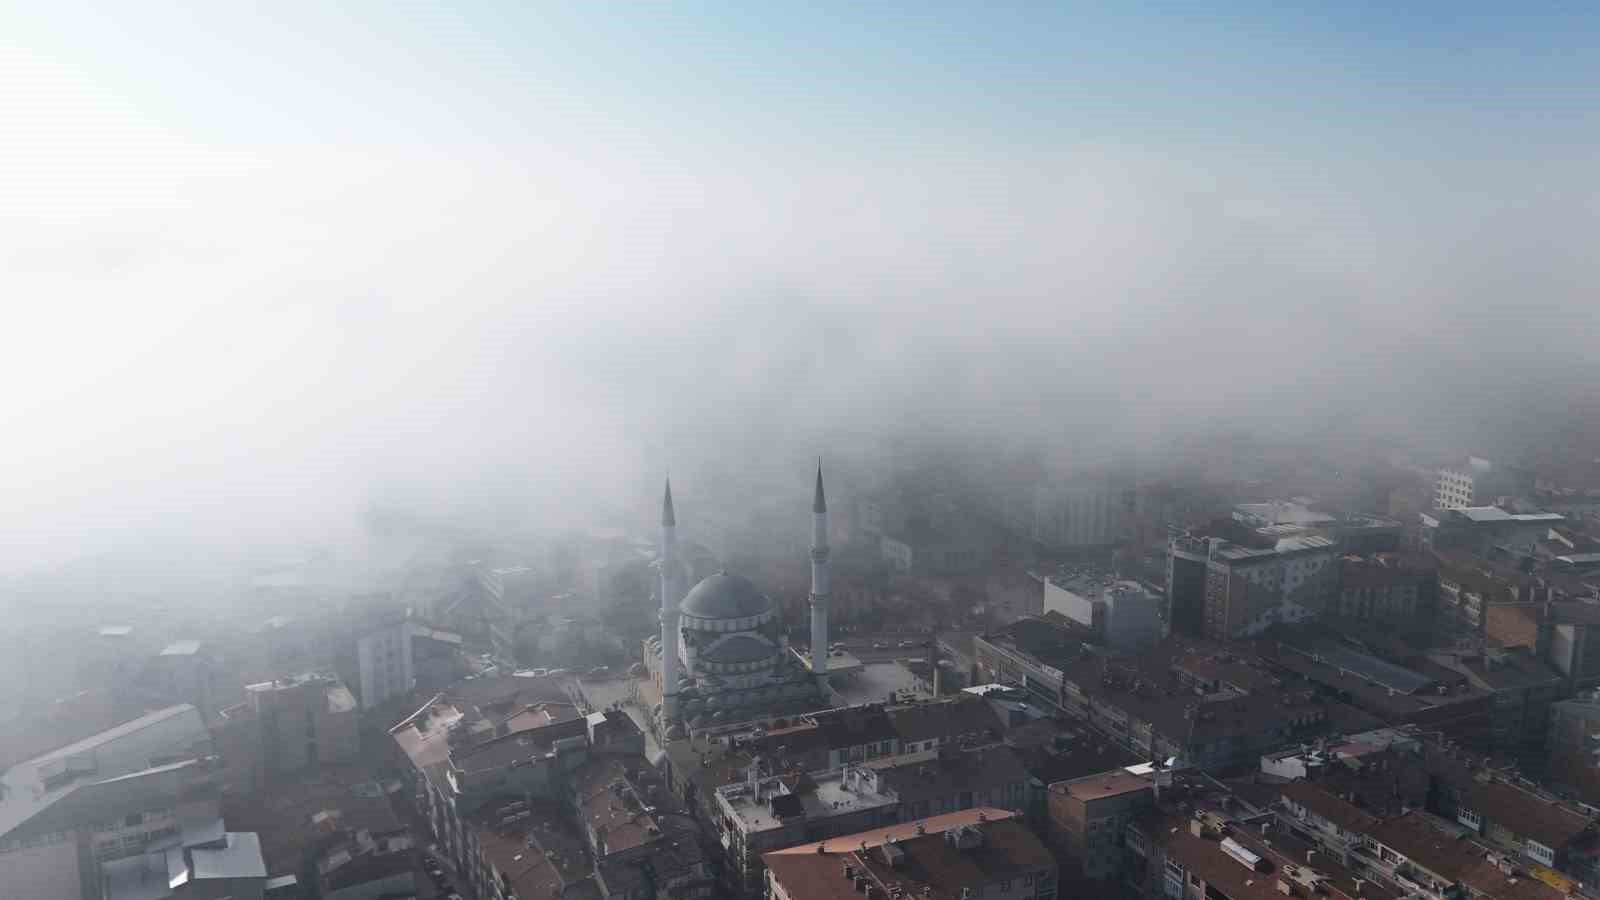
[7,3,1599,156]
[1,3,1598,571]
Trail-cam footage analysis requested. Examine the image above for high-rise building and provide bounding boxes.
[355,614,414,711]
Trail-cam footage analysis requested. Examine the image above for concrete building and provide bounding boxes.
[1046,770,1155,879]
[216,674,359,787]
[763,809,1056,900]
[1042,569,1163,651]
[1546,694,1600,805]
[0,706,216,900]
[1201,535,1339,640]
[1167,535,1209,637]
[393,701,645,892]
[1021,480,1126,549]
[1335,555,1436,627]
[101,829,268,900]
[861,745,1031,822]
[354,614,414,711]
[714,763,900,895]
[1420,506,1563,558]
[973,616,1091,714]
[1436,457,1535,510]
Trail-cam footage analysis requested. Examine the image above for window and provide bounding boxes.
[1458,808,1481,830]
[1000,880,1013,892]
[124,813,143,828]
[1525,841,1555,866]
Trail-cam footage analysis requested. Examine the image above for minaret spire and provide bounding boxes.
[809,462,832,690]
[658,476,681,732]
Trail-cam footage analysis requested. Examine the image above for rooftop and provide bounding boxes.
[1278,780,1380,833]
[1234,502,1337,528]
[160,640,201,656]
[1369,812,1485,882]
[763,811,1052,900]
[1152,808,1400,900]
[451,718,589,776]
[1054,770,1153,802]
[872,746,1029,803]
[717,766,897,834]
[390,702,464,771]
[571,757,662,857]
[189,831,269,880]
[886,696,1004,743]
[1466,780,1591,849]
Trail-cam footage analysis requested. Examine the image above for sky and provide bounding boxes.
[2,3,1599,574]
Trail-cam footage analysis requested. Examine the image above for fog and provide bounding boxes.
[4,7,1599,581]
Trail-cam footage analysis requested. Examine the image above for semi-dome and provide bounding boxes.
[679,571,774,620]
[702,634,777,665]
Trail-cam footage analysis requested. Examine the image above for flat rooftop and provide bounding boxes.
[1056,769,1153,801]
[717,768,896,834]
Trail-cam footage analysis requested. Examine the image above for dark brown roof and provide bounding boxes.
[1369,813,1484,881]
[452,717,588,773]
[1466,780,1592,849]
[1459,859,1566,900]
[1279,781,1380,833]
[887,697,1004,743]
[875,746,1028,803]
[763,816,1053,900]
[809,705,899,749]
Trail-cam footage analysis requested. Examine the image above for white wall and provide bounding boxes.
[357,621,414,710]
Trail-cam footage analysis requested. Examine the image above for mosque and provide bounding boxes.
[642,468,832,738]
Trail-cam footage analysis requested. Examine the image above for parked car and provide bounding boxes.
[872,641,888,650]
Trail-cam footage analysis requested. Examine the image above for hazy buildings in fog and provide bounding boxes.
[354,614,414,711]
[1201,535,1339,640]
[1436,457,1535,510]
[1010,480,1127,549]
[1420,505,1563,558]
[1334,555,1435,626]
[214,675,358,791]
[0,706,217,900]
[1042,569,1163,651]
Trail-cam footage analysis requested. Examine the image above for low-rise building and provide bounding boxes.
[864,745,1030,822]
[1043,569,1164,651]
[1421,507,1563,559]
[1336,555,1435,627]
[215,674,359,788]
[714,763,899,896]
[1046,770,1155,879]
[763,808,1056,900]
[973,616,1093,713]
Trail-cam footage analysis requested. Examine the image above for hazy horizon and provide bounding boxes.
[5,4,1600,576]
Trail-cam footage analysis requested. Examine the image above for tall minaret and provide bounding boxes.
[659,478,681,727]
[809,463,831,686]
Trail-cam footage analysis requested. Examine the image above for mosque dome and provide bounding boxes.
[679,572,774,620]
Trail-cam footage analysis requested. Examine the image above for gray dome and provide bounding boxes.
[702,635,777,665]
[679,572,773,620]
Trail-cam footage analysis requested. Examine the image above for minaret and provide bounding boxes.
[659,478,682,727]
[809,464,831,686]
